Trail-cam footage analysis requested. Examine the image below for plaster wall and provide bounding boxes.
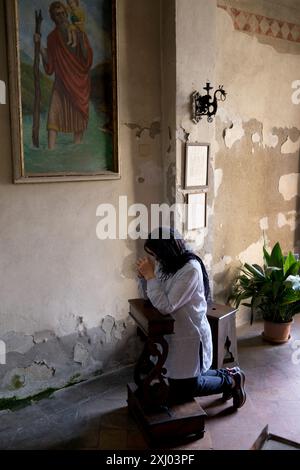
[161,0,176,206]
[174,0,217,288]
[0,0,163,398]
[173,0,300,326]
[2,0,300,399]
[213,0,300,321]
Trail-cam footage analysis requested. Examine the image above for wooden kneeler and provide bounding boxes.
[127,299,206,446]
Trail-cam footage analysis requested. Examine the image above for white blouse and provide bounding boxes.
[138,259,213,379]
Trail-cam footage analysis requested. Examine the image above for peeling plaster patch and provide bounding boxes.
[73,342,89,366]
[167,162,176,204]
[76,316,88,338]
[289,127,300,142]
[33,330,56,345]
[259,217,269,231]
[213,256,232,276]
[34,360,56,375]
[281,136,300,154]
[2,363,55,391]
[1,332,34,354]
[186,229,207,251]
[214,169,223,198]
[0,80,5,104]
[27,362,55,379]
[125,121,161,139]
[167,126,172,153]
[263,130,279,148]
[279,173,299,201]
[148,121,161,138]
[101,315,115,342]
[176,126,190,142]
[10,374,25,390]
[238,239,264,265]
[251,132,261,144]
[1,370,25,390]
[277,211,297,231]
[113,320,126,340]
[224,119,244,148]
[0,321,138,399]
[203,254,213,271]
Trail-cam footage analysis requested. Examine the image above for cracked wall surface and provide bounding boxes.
[0,316,141,399]
[2,0,300,399]
[170,0,300,325]
[172,0,217,294]
[0,0,163,399]
[212,2,300,323]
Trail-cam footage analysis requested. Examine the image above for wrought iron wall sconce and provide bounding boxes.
[191,83,227,123]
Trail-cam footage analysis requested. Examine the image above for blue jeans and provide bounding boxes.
[168,368,233,400]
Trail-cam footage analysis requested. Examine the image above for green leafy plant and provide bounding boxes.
[231,242,300,324]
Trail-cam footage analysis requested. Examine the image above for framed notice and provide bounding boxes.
[187,193,206,230]
[184,143,209,190]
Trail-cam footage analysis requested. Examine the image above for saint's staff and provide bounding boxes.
[32,9,43,148]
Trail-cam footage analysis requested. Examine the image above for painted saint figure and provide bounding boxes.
[34,1,93,150]
[66,0,86,48]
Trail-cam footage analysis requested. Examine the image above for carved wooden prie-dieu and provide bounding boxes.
[129,299,174,410]
[127,298,238,445]
[127,298,206,445]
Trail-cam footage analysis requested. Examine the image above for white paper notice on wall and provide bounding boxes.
[187,193,206,230]
[0,80,6,104]
[185,144,209,189]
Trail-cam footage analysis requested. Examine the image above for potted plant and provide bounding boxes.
[230,242,300,343]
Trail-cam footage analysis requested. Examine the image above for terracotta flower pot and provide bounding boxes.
[262,320,293,344]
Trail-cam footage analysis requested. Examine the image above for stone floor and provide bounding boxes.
[1,316,300,450]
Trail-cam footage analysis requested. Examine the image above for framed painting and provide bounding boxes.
[5,0,119,183]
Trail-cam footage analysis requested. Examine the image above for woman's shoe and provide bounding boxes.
[222,366,241,401]
[231,369,246,409]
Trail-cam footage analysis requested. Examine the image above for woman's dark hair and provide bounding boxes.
[144,227,210,301]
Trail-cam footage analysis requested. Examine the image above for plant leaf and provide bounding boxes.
[284,252,297,274]
[269,242,283,268]
[263,246,271,266]
[244,263,265,280]
[284,262,300,279]
[253,264,264,274]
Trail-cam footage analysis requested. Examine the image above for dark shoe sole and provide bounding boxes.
[222,389,233,401]
[232,370,246,409]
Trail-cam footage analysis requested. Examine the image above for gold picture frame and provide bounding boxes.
[5,0,119,183]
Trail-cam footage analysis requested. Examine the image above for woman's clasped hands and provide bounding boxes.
[136,256,155,280]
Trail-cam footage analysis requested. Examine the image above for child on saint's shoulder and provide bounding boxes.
[66,0,86,48]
